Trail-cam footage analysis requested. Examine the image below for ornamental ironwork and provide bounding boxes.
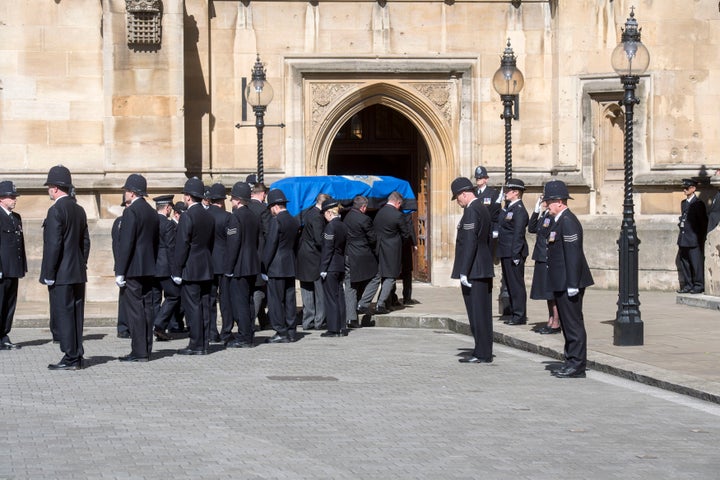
[126,0,162,46]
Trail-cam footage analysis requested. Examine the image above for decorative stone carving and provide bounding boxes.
[126,0,162,46]
[410,82,453,124]
[310,82,361,131]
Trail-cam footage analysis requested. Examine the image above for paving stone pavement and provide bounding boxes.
[1,326,720,479]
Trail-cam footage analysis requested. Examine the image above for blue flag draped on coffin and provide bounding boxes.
[270,175,417,217]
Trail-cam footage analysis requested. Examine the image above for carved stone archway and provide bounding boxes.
[285,57,473,286]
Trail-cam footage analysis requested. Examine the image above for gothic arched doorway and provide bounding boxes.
[327,104,430,282]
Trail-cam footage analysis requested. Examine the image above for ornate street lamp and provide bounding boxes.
[610,7,650,346]
[244,54,274,185]
[492,38,524,183]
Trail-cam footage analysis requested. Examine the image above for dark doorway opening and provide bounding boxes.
[328,104,430,282]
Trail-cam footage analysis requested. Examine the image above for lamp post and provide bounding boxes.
[492,38,524,183]
[610,7,650,346]
[244,54,274,185]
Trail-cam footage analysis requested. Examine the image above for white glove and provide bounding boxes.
[492,231,499,239]
[0,272,3,280]
[320,272,328,280]
[172,276,182,285]
[460,275,472,288]
[224,273,233,277]
[115,275,126,287]
[261,273,269,282]
[44,279,55,286]
[534,196,542,213]
[495,187,504,204]
[567,287,579,297]
[513,259,520,266]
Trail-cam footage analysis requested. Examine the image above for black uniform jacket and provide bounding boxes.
[373,204,411,278]
[0,208,27,278]
[40,195,90,285]
[296,205,325,282]
[155,214,176,278]
[451,198,494,280]
[343,207,378,283]
[546,209,594,292]
[173,203,215,282]
[262,210,300,278]
[208,205,232,275]
[320,216,347,273]
[225,205,260,277]
[476,185,501,228]
[116,197,159,278]
[677,195,707,248]
[496,200,529,260]
[528,210,552,263]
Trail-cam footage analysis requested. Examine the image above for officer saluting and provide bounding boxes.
[543,180,594,379]
[451,177,494,363]
[676,178,707,294]
[0,181,27,351]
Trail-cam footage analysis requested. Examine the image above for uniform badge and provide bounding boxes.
[542,218,551,228]
[548,231,556,243]
[505,212,514,220]
[483,198,491,205]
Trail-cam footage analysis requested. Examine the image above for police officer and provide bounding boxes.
[496,178,529,325]
[474,166,501,226]
[248,183,271,329]
[262,189,300,343]
[297,193,328,331]
[319,198,348,337]
[111,195,130,339]
[152,195,179,341]
[172,177,215,355]
[544,180,594,378]
[224,182,260,348]
[206,183,232,343]
[41,166,91,370]
[0,181,27,351]
[676,178,707,294]
[451,178,494,363]
[343,195,379,325]
[115,174,160,362]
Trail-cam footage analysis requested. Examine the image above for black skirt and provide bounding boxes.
[530,261,553,300]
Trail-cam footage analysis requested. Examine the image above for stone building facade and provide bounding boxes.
[1,0,719,301]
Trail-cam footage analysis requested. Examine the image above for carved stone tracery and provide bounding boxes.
[310,82,362,131]
[409,82,453,124]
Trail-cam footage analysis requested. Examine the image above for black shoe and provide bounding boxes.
[357,306,371,315]
[676,286,692,293]
[177,348,208,355]
[360,317,376,327]
[265,334,290,344]
[117,331,131,339]
[0,341,20,350]
[553,367,586,378]
[374,305,389,315]
[320,331,347,338]
[154,328,171,341]
[347,321,361,329]
[227,340,254,348]
[169,327,189,333]
[537,326,561,335]
[506,317,527,326]
[209,335,223,344]
[458,356,493,364]
[690,288,704,294]
[48,361,82,370]
[403,298,420,305]
[119,354,149,362]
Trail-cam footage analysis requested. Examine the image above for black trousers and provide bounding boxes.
[182,280,212,351]
[267,277,296,337]
[677,246,704,290]
[210,274,232,339]
[125,277,155,358]
[322,271,346,333]
[116,287,129,335]
[226,275,254,344]
[500,257,527,321]
[0,277,19,342]
[554,288,587,371]
[461,278,493,360]
[153,277,183,331]
[48,283,85,364]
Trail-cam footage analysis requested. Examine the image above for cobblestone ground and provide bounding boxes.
[1,327,719,480]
